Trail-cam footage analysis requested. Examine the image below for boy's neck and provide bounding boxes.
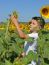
[33,31,38,33]
[30,30,38,33]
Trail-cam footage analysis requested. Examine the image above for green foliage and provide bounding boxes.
[13,51,38,65]
[4,60,12,65]
[0,22,34,65]
[0,17,49,65]
[37,29,49,65]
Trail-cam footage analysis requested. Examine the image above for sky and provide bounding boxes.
[0,0,49,22]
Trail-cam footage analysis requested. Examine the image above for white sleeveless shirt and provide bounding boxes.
[24,32,38,55]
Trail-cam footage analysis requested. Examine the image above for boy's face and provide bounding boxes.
[30,19,39,32]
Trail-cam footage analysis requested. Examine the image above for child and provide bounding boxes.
[22,17,45,56]
[10,15,45,65]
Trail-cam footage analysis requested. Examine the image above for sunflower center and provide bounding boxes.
[42,8,48,15]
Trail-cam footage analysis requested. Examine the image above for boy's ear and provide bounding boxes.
[39,25,42,29]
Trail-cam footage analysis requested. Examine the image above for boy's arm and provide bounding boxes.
[10,15,29,39]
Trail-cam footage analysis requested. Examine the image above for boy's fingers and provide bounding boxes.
[9,14,14,18]
[9,14,11,17]
[10,15,15,20]
[9,14,18,19]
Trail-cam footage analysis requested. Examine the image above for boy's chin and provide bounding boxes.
[30,29,33,32]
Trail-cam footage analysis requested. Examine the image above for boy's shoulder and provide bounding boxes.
[27,32,38,39]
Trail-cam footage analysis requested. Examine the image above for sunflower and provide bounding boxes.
[40,5,49,19]
[44,23,49,30]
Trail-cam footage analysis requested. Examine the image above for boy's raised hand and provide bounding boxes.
[10,14,17,21]
[9,14,20,30]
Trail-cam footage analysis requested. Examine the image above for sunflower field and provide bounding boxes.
[0,12,49,65]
